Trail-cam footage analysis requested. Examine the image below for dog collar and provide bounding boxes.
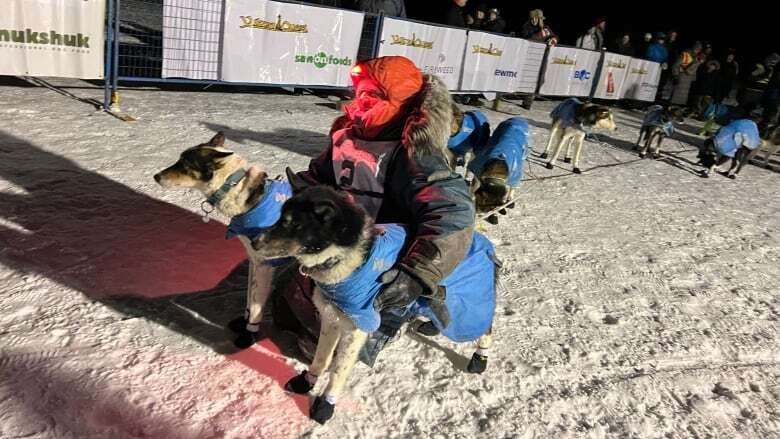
[201,169,246,223]
[299,257,342,277]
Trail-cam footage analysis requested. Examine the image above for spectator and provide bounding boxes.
[658,30,679,100]
[666,30,680,66]
[612,33,635,56]
[719,50,739,103]
[467,3,487,30]
[694,60,721,117]
[444,0,468,28]
[520,9,558,45]
[761,63,780,129]
[646,33,668,64]
[670,42,704,106]
[701,42,714,62]
[576,17,607,51]
[637,32,653,60]
[483,7,506,34]
[353,0,406,17]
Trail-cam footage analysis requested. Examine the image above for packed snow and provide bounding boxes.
[1,77,779,438]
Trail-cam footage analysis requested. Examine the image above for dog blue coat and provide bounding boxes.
[226,179,292,240]
[713,119,761,158]
[550,98,584,130]
[317,224,496,342]
[468,117,530,187]
[448,110,491,156]
[642,105,675,137]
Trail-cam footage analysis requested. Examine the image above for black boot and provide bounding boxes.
[466,353,488,374]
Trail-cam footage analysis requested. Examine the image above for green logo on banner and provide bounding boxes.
[295,52,352,69]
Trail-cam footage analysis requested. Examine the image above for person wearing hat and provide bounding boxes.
[520,9,558,45]
[646,32,669,64]
[267,56,476,365]
[483,7,506,34]
[576,17,607,51]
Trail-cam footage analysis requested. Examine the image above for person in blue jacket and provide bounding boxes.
[646,33,669,65]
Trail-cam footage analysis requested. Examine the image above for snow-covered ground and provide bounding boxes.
[1,77,778,439]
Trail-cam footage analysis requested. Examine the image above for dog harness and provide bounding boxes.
[448,110,491,156]
[713,119,761,158]
[226,178,292,240]
[642,105,675,137]
[550,98,587,131]
[467,117,530,187]
[317,224,497,342]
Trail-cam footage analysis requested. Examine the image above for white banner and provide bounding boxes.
[221,0,364,86]
[539,46,600,97]
[377,18,467,90]
[460,31,527,92]
[163,0,222,80]
[517,40,546,94]
[593,52,632,100]
[621,58,661,102]
[0,0,105,79]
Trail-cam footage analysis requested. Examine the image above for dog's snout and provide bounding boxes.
[153,173,162,183]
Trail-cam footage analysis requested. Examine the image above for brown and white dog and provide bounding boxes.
[539,98,617,174]
[154,132,281,347]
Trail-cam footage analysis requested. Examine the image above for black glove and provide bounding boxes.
[373,268,427,312]
[284,370,315,394]
[310,396,335,425]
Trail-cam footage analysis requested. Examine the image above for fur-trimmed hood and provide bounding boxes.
[331,73,454,159]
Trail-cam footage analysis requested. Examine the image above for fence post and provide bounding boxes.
[110,0,121,111]
[103,0,115,111]
[371,12,384,58]
[589,48,606,101]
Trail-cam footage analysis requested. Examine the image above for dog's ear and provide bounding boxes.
[285,167,310,194]
[314,202,337,224]
[208,131,226,147]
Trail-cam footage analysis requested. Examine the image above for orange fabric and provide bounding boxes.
[344,56,423,139]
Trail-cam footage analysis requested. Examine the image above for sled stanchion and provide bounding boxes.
[103,0,115,111]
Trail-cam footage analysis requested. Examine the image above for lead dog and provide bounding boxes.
[253,185,497,424]
[760,125,780,168]
[154,132,290,347]
[540,98,618,174]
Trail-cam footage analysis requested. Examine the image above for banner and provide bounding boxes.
[460,31,528,92]
[377,18,467,90]
[163,0,223,80]
[593,52,632,100]
[538,46,600,97]
[0,0,105,79]
[221,0,364,86]
[517,40,546,94]
[621,58,661,102]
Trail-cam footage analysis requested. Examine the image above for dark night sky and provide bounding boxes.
[407,1,778,74]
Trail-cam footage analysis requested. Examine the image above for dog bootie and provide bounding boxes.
[467,353,488,374]
[227,316,248,333]
[310,396,335,425]
[285,371,315,394]
[233,329,263,349]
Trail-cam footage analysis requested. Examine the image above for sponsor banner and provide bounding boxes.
[460,31,526,92]
[621,58,661,102]
[163,0,223,80]
[593,52,632,100]
[377,18,467,90]
[0,0,105,79]
[221,0,364,86]
[539,46,600,97]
